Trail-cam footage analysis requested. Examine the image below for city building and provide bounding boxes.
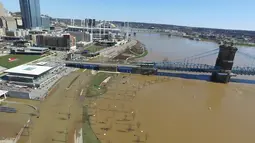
[13,40,31,47]
[10,12,23,29]
[25,34,37,45]
[5,30,15,36]
[0,28,5,36]
[0,16,17,31]
[68,31,92,42]
[41,15,50,29]
[19,0,41,29]
[5,29,28,37]
[15,17,23,29]
[15,29,29,37]
[0,2,7,17]
[10,46,49,55]
[4,65,53,87]
[36,34,76,50]
[66,24,120,40]
[1,36,22,41]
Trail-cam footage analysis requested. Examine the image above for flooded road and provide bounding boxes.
[135,32,255,67]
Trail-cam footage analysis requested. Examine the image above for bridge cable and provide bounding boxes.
[158,52,218,69]
[171,48,219,62]
[185,51,218,63]
[237,51,255,60]
[234,52,255,75]
[236,51,254,67]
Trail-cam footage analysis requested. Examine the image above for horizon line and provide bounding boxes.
[52,16,255,32]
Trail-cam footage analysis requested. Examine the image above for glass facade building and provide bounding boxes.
[41,16,50,29]
[19,0,41,29]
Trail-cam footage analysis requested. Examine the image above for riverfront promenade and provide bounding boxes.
[99,39,137,58]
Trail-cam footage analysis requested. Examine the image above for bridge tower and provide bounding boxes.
[211,42,238,83]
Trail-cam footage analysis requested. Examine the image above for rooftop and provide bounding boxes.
[5,65,53,76]
[0,90,8,96]
[27,47,49,50]
[36,62,47,66]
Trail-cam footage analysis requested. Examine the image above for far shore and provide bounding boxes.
[181,36,255,48]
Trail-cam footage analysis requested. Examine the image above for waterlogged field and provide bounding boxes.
[89,73,255,143]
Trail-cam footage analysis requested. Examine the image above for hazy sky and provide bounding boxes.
[1,0,255,30]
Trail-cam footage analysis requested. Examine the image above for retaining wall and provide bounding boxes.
[8,91,30,99]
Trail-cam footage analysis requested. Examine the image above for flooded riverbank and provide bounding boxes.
[90,73,255,143]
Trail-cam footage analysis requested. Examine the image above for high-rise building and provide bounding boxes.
[85,19,88,27]
[41,15,50,29]
[88,19,92,27]
[19,0,41,29]
[92,19,96,27]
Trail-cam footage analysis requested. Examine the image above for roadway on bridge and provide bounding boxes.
[66,60,139,68]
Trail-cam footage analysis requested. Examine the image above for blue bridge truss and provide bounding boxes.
[153,49,255,76]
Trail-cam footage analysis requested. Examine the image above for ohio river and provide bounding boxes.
[131,32,255,143]
[135,32,255,67]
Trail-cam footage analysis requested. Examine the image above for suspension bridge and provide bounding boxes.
[154,48,255,76]
[66,43,255,83]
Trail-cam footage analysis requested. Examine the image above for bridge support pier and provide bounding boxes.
[211,72,231,83]
[211,43,237,83]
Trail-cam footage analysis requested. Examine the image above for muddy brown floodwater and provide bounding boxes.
[134,32,255,67]
[91,74,255,143]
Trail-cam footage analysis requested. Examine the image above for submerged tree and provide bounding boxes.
[131,112,136,120]
[127,123,133,132]
[136,121,141,129]
[145,133,149,142]
[124,114,128,121]
[136,136,141,143]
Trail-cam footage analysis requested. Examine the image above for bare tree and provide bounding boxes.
[127,123,132,132]
[145,133,149,142]
[109,122,113,130]
[136,121,141,129]
[121,103,125,111]
[136,136,141,143]
[132,112,136,120]
[124,114,128,121]
[112,111,115,117]
[107,104,110,110]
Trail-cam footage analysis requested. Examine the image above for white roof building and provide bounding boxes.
[36,62,47,66]
[5,65,53,76]
[0,89,8,101]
